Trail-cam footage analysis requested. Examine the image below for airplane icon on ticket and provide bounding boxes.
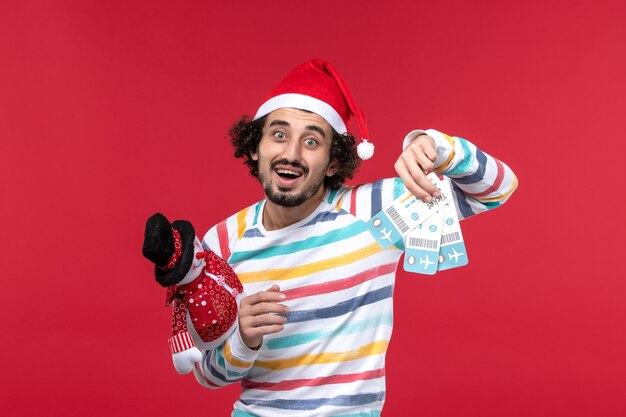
[448,248,465,263]
[419,255,435,270]
[379,228,393,243]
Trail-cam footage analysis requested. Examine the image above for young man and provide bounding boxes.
[194,59,517,416]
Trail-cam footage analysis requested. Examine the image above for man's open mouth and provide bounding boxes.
[275,168,303,180]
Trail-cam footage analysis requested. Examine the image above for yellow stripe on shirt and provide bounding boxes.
[434,132,456,172]
[223,340,254,368]
[334,187,352,211]
[237,242,384,283]
[237,208,249,240]
[254,340,389,371]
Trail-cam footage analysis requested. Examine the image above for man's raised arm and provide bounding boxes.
[396,129,518,220]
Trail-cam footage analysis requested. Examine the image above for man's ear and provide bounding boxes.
[326,159,338,177]
[251,148,258,161]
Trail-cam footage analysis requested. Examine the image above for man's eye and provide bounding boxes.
[274,131,286,140]
[304,138,318,147]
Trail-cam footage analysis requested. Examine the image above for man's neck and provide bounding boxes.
[262,187,326,231]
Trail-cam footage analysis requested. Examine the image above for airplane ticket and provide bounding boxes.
[403,209,444,275]
[437,192,468,271]
[366,172,450,249]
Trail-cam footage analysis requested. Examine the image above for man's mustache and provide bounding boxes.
[270,159,309,175]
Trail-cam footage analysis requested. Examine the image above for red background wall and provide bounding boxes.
[1,1,625,416]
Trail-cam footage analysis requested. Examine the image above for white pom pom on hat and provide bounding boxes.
[357,139,375,160]
[253,58,374,160]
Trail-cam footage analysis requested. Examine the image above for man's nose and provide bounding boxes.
[282,138,301,161]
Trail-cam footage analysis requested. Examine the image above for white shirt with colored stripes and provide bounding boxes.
[193,129,517,417]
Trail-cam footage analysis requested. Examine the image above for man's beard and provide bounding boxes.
[260,159,326,208]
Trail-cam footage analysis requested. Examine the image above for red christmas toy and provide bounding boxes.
[142,213,243,374]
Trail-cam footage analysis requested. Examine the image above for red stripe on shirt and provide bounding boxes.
[349,185,362,217]
[280,263,396,301]
[216,220,231,261]
[466,158,505,198]
[242,367,385,391]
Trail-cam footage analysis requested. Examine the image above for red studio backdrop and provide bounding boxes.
[1,1,625,416]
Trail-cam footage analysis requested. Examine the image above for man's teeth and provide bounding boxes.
[276,169,302,177]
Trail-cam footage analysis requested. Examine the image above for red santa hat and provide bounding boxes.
[253,58,375,160]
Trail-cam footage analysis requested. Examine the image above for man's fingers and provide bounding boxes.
[239,306,288,347]
[413,134,437,161]
[244,324,285,339]
[395,159,439,201]
[420,137,438,162]
[242,312,288,329]
[238,285,289,348]
[396,135,443,202]
[239,320,285,349]
[266,284,281,293]
[395,160,427,200]
[414,171,440,197]
[242,288,286,306]
[246,301,290,317]
[414,151,435,173]
[240,285,289,322]
[405,144,439,181]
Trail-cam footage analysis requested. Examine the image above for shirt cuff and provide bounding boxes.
[228,323,262,363]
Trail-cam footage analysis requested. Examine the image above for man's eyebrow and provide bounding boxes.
[268,119,327,139]
[268,120,290,127]
[305,125,327,139]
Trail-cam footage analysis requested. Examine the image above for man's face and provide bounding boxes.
[251,108,337,207]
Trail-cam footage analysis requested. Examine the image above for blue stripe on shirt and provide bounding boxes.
[370,180,384,218]
[452,182,475,218]
[230,221,368,263]
[245,392,386,410]
[285,286,393,324]
[393,177,406,200]
[328,188,338,204]
[232,411,257,417]
[302,210,344,227]
[208,361,229,383]
[267,313,393,349]
[450,148,487,184]
[253,202,262,226]
[243,228,265,238]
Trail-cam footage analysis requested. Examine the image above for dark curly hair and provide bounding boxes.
[229,114,361,189]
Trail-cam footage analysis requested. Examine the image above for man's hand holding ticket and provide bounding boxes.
[367,173,469,275]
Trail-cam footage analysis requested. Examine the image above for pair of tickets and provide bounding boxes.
[366,173,468,275]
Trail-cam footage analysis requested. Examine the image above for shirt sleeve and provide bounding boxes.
[334,177,408,223]
[192,224,260,389]
[403,129,518,220]
[192,322,260,389]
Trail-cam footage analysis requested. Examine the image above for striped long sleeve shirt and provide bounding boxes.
[193,129,518,417]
